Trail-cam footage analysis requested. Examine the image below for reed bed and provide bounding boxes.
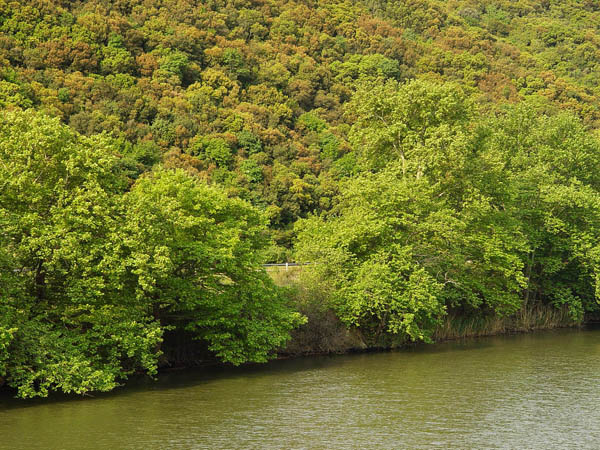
[433,304,577,341]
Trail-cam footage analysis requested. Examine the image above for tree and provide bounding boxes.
[478,105,600,319]
[346,78,472,176]
[0,111,303,397]
[0,109,161,398]
[119,168,305,364]
[295,172,448,345]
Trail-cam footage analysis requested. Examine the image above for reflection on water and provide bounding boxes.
[2,328,600,449]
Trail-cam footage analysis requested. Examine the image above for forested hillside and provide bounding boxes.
[3,0,600,253]
[3,0,600,397]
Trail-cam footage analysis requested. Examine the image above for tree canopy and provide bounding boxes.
[0,110,302,398]
[3,0,600,257]
[296,89,600,345]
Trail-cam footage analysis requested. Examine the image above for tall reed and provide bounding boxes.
[433,304,578,341]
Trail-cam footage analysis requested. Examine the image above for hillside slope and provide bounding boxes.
[2,0,600,255]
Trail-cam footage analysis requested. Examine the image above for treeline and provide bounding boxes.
[4,82,600,397]
[295,80,600,346]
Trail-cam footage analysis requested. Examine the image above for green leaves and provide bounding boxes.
[297,82,600,346]
[296,173,448,345]
[347,79,472,174]
[2,305,162,399]
[0,110,159,397]
[339,250,444,343]
[478,105,600,319]
[120,168,304,364]
[0,111,302,397]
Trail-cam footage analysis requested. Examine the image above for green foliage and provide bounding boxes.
[3,306,162,399]
[348,78,471,173]
[0,323,16,381]
[236,130,263,155]
[190,136,233,167]
[296,175,448,344]
[297,82,600,345]
[477,105,600,320]
[157,49,191,84]
[319,132,342,160]
[240,159,264,183]
[3,0,600,253]
[3,0,600,396]
[331,54,403,83]
[0,110,303,397]
[101,45,135,75]
[222,49,252,83]
[0,110,160,398]
[120,168,304,364]
[298,112,327,133]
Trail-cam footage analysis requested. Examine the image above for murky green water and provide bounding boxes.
[2,328,600,449]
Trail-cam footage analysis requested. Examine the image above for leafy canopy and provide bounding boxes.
[0,110,303,397]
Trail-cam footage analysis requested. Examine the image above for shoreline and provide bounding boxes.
[160,304,583,370]
[0,304,588,399]
[0,319,591,401]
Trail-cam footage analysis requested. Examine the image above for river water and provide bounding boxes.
[1,328,600,449]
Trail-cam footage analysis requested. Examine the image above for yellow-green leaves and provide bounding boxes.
[347,79,471,175]
[0,111,302,397]
[298,89,600,345]
[121,168,304,365]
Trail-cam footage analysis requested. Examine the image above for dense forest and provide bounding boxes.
[2,0,600,397]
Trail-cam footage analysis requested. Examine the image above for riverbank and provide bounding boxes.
[148,301,581,370]
[0,268,583,398]
[0,305,582,399]
[280,302,580,357]
[267,265,581,357]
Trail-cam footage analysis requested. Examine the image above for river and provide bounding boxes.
[1,328,600,449]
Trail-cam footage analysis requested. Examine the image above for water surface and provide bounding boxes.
[2,328,600,449]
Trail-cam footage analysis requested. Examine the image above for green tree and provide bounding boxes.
[0,111,302,397]
[0,110,162,398]
[347,79,472,175]
[119,168,305,364]
[295,173,447,345]
[479,105,600,319]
